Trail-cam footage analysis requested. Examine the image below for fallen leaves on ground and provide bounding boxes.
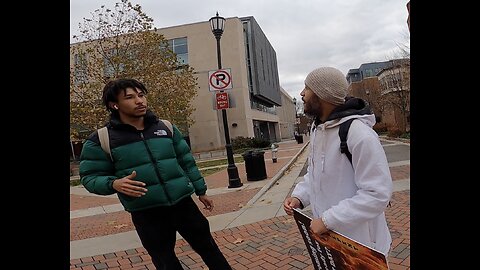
[233,238,244,244]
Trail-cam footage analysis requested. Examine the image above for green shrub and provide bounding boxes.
[231,136,253,149]
[70,179,81,186]
[400,132,410,139]
[232,136,271,150]
[252,138,271,148]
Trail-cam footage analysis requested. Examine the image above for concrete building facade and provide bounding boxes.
[277,87,296,140]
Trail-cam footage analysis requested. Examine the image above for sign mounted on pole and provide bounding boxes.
[215,92,229,110]
[209,68,233,91]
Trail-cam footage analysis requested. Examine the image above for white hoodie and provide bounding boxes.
[291,113,392,255]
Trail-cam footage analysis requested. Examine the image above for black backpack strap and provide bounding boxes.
[339,119,355,164]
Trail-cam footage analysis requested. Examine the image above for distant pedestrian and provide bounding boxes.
[283,67,393,256]
[79,78,232,270]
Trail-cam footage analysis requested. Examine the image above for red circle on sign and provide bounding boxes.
[216,92,229,109]
[209,70,232,90]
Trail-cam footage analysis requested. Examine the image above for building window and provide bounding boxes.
[168,37,188,65]
[250,98,277,115]
[364,69,376,78]
[242,22,254,93]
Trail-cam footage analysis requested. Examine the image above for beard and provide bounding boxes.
[303,96,323,119]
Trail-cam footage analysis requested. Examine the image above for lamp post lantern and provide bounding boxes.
[209,12,242,188]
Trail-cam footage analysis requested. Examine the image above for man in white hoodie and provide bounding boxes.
[283,66,393,256]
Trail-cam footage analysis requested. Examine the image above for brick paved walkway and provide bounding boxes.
[70,190,410,269]
[70,138,410,269]
[70,141,306,242]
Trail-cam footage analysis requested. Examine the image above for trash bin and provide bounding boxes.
[295,134,303,144]
[242,150,267,181]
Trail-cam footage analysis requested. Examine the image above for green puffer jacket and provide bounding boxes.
[79,111,207,212]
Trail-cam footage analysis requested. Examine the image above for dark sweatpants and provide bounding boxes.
[131,196,232,270]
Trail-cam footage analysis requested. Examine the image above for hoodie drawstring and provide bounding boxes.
[321,125,327,172]
[321,154,326,172]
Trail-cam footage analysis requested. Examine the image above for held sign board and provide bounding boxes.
[209,68,233,91]
[293,208,389,270]
[215,92,229,110]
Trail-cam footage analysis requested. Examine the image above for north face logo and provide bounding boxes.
[154,129,167,136]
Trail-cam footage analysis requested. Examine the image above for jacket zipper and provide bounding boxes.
[140,132,172,204]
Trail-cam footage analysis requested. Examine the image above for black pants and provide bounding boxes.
[131,196,232,270]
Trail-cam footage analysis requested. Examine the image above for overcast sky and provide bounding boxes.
[70,0,410,101]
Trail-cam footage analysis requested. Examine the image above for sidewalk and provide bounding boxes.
[70,136,410,269]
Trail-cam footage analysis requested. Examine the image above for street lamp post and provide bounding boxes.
[209,12,242,188]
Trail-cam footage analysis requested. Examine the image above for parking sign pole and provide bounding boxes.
[210,12,242,188]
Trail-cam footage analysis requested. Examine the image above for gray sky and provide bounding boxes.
[70,0,410,101]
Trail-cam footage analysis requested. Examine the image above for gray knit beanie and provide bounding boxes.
[304,67,349,105]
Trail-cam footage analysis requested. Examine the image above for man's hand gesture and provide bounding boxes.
[112,171,148,197]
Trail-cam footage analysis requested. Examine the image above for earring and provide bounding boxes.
[114,105,118,109]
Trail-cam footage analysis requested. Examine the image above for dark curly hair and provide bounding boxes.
[102,78,148,113]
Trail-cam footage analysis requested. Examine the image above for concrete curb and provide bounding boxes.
[379,135,410,145]
[244,141,310,207]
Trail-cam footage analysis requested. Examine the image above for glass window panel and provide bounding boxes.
[177,53,188,65]
[174,44,188,54]
[175,37,187,45]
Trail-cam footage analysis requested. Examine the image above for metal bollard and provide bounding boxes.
[271,144,278,163]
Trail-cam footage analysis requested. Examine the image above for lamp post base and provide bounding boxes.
[227,165,243,188]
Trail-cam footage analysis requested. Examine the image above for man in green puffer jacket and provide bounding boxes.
[79,78,232,270]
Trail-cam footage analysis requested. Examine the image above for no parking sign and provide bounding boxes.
[208,68,233,91]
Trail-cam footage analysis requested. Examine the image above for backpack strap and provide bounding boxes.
[161,120,173,136]
[338,118,392,206]
[97,126,113,162]
[339,118,355,164]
